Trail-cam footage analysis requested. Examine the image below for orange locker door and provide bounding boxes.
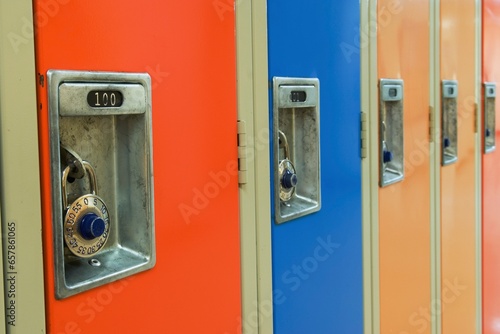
[33,1,241,333]
[439,1,477,333]
[377,0,432,333]
[483,1,500,333]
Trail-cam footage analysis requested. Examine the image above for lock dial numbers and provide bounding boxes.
[64,194,110,258]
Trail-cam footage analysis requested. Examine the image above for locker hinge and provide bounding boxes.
[360,112,368,159]
[474,102,478,133]
[429,106,435,142]
[237,120,248,185]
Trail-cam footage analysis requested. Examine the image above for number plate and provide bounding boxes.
[87,90,124,108]
[58,82,146,116]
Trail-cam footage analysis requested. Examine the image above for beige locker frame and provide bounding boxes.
[0,202,5,331]
[236,1,274,333]
[0,0,46,332]
[360,0,379,332]
[430,2,441,333]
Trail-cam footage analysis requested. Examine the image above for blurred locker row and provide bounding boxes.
[0,0,499,333]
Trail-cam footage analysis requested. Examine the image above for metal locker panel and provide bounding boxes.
[438,0,478,333]
[34,1,241,333]
[376,0,432,333]
[268,2,363,333]
[0,1,46,332]
[483,1,500,333]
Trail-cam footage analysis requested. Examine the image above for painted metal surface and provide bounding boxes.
[377,0,432,333]
[267,1,363,333]
[33,1,241,332]
[483,1,500,332]
[439,0,477,333]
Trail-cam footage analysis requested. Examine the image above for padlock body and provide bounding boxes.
[278,158,297,202]
[64,194,110,258]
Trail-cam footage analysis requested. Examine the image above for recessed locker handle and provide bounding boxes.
[48,70,155,299]
[379,79,404,187]
[484,82,496,153]
[441,80,458,165]
[273,77,321,224]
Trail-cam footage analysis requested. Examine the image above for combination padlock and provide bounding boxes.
[278,130,298,202]
[62,161,110,258]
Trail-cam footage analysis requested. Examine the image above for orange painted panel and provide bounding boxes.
[439,1,477,333]
[483,1,500,333]
[377,0,431,333]
[34,1,241,333]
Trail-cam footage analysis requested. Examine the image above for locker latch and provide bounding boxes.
[379,79,404,187]
[441,80,458,165]
[484,82,496,153]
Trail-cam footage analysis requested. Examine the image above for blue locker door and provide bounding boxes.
[268,1,363,333]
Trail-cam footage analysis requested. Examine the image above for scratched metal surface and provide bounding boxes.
[379,80,405,187]
[442,95,458,165]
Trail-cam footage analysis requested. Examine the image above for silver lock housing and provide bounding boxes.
[441,80,459,165]
[48,70,155,299]
[484,82,496,153]
[379,78,404,187]
[273,77,321,224]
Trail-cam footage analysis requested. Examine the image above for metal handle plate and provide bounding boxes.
[379,79,404,187]
[484,82,496,153]
[441,80,458,165]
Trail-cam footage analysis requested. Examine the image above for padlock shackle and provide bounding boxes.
[278,130,291,160]
[62,161,98,209]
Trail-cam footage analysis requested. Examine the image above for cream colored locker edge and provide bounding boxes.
[236,1,273,333]
[360,0,379,332]
[0,201,5,331]
[430,2,441,333]
[0,1,46,333]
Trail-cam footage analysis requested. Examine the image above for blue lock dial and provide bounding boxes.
[383,150,393,163]
[80,213,106,240]
[443,137,450,148]
[282,169,298,189]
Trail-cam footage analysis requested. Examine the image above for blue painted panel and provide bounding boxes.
[268,1,363,333]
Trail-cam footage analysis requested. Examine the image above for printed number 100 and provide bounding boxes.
[87,90,123,108]
[95,92,116,106]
